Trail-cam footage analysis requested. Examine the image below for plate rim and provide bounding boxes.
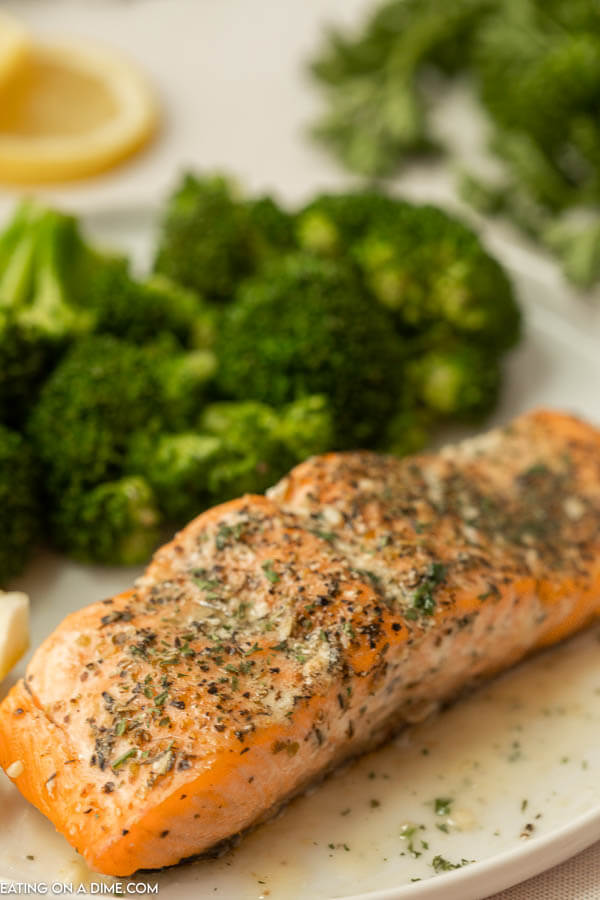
[341,803,600,900]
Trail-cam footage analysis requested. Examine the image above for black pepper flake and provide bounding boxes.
[103,782,115,794]
[101,691,115,710]
[160,830,170,838]
[170,700,186,710]
[100,609,132,627]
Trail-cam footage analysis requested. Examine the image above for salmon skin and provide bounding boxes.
[1,408,600,876]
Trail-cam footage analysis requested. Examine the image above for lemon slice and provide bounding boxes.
[0,12,31,88]
[0,591,29,681]
[0,39,159,184]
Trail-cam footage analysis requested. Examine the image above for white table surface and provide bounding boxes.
[2,2,600,897]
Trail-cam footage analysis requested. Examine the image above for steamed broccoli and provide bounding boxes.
[216,253,405,447]
[35,208,207,348]
[296,191,400,255]
[0,202,94,424]
[27,334,222,563]
[246,195,297,263]
[127,432,222,522]
[296,192,521,352]
[355,217,520,350]
[273,394,333,461]
[51,477,161,566]
[379,406,431,458]
[156,349,218,430]
[0,424,39,584]
[81,268,205,347]
[153,173,251,301]
[28,336,165,497]
[0,200,212,426]
[128,397,334,523]
[153,174,295,300]
[408,341,501,419]
[128,424,275,521]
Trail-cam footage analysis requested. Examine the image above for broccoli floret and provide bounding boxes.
[274,395,334,461]
[0,206,37,307]
[156,349,218,430]
[51,477,161,566]
[28,335,219,563]
[380,406,432,457]
[153,173,254,302]
[409,341,501,419]
[17,208,95,339]
[0,200,212,426]
[32,206,208,347]
[0,315,58,428]
[127,432,222,522]
[128,396,335,523]
[354,204,520,350]
[297,192,520,352]
[130,428,274,519]
[216,253,405,448]
[127,403,279,523]
[153,174,298,302]
[296,191,400,255]
[28,335,165,496]
[0,202,94,424]
[246,195,297,263]
[199,400,280,447]
[0,424,39,584]
[82,267,205,347]
[199,401,290,500]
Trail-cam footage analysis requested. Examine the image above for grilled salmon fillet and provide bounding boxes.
[1,408,600,876]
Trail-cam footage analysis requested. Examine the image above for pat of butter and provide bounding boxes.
[0,590,29,681]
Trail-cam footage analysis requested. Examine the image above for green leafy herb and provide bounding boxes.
[262,560,280,583]
[410,562,447,617]
[431,855,471,873]
[434,797,453,817]
[111,748,138,770]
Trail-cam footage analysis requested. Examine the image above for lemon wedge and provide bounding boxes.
[0,38,159,184]
[0,591,29,681]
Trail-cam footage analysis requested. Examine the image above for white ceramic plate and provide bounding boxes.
[1,221,600,900]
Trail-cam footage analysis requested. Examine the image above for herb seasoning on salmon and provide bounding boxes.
[1,409,600,876]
